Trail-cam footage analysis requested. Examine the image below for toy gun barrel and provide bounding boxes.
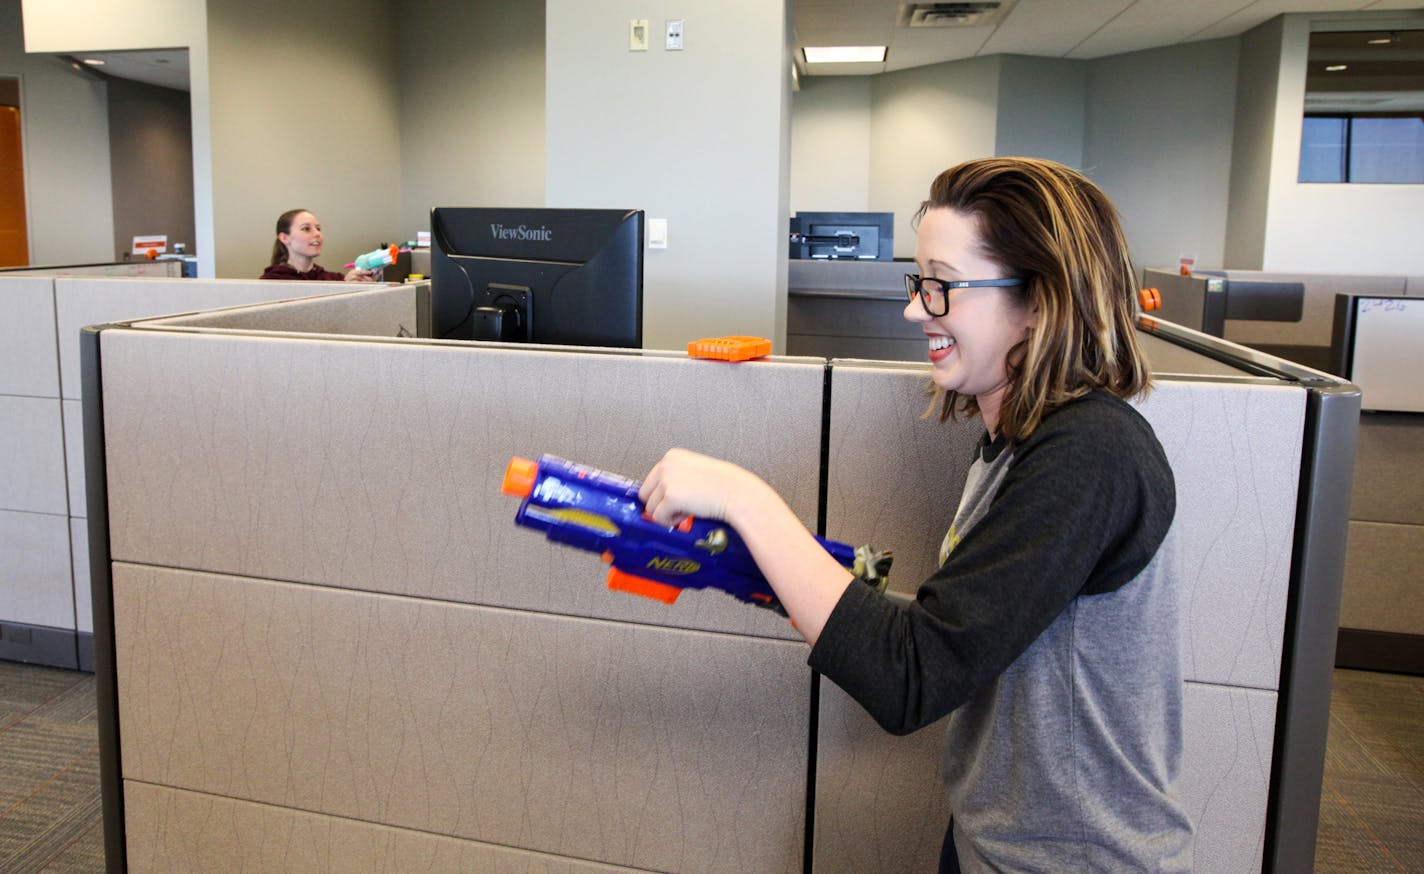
[354,244,399,271]
[502,454,861,615]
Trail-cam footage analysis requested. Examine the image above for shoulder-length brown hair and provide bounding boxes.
[918,157,1150,442]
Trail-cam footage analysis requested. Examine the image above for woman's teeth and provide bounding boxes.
[929,335,954,351]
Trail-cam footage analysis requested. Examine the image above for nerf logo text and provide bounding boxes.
[490,223,553,242]
[646,556,701,576]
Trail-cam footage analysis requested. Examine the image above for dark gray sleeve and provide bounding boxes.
[808,396,1175,735]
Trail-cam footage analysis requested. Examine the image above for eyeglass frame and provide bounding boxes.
[904,273,1025,317]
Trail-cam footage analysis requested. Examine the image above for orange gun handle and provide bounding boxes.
[607,567,683,604]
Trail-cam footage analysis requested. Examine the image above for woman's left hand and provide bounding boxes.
[344,268,376,282]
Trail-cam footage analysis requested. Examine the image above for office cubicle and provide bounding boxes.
[0,275,397,671]
[1145,266,1424,373]
[1329,294,1424,674]
[82,287,1356,872]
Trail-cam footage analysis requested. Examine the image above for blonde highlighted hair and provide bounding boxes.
[918,157,1150,442]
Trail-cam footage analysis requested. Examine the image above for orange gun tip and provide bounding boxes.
[687,336,772,362]
[1138,287,1161,312]
[502,456,538,498]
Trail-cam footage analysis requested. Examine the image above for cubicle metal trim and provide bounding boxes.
[1263,382,1360,874]
[1137,315,1341,385]
[80,324,126,873]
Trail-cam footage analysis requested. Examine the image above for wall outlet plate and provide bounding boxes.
[630,19,649,51]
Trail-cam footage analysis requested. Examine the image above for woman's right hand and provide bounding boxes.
[639,448,763,529]
[344,268,376,282]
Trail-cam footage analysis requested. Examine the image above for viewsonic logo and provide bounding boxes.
[489,223,554,242]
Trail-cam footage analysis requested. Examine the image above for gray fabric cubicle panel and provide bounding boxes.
[113,563,808,873]
[823,361,981,592]
[1220,270,1406,350]
[99,329,822,639]
[125,783,644,873]
[1351,413,1424,526]
[54,277,346,399]
[0,276,61,396]
[1135,379,1305,689]
[141,283,421,338]
[0,395,68,516]
[0,509,74,630]
[1341,522,1424,636]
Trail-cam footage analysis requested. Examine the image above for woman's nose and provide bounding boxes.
[904,298,929,323]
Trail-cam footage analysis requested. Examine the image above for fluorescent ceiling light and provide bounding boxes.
[1326,64,1348,72]
[803,46,886,64]
[82,58,106,66]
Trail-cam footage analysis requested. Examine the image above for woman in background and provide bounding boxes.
[260,209,373,281]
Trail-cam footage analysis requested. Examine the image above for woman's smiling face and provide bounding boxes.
[904,207,1037,432]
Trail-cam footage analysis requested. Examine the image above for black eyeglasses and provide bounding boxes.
[904,274,1024,317]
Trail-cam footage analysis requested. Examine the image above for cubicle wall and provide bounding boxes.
[84,288,1358,872]
[1145,267,1424,372]
[1330,294,1424,673]
[0,275,388,670]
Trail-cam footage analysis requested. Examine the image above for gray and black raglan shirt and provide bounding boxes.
[810,390,1193,872]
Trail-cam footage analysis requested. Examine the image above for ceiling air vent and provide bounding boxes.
[899,2,1015,28]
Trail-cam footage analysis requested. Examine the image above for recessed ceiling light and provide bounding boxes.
[803,46,887,64]
[82,58,105,66]
[1325,64,1348,72]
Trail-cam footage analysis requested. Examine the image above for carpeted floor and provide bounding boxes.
[0,662,106,873]
[0,660,1420,872]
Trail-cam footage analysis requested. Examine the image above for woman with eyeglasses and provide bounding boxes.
[640,157,1191,873]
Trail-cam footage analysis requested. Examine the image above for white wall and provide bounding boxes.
[1084,38,1240,274]
[1,0,114,265]
[206,0,402,278]
[870,56,1000,259]
[397,0,545,239]
[790,77,871,214]
[1259,14,1424,274]
[20,0,200,53]
[546,0,793,352]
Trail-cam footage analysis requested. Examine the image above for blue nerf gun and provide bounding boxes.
[502,454,889,615]
[353,244,399,271]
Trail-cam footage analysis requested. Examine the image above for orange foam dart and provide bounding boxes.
[642,510,694,533]
[606,567,683,604]
[1138,287,1161,312]
[502,456,538,498]
[687,336,772,362]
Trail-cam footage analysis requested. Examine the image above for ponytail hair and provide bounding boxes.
[270,208,309,266]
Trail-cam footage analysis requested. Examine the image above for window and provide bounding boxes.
[1301,29,1424,184]
[1300,114,1424,183]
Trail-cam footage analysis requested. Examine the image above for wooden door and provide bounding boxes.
[0,103,29,267]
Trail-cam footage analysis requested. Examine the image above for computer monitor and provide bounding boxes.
[788,211,893,261]
[431,207,644,347]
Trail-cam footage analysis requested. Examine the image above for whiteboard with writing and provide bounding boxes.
[1351,297,1424,413]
